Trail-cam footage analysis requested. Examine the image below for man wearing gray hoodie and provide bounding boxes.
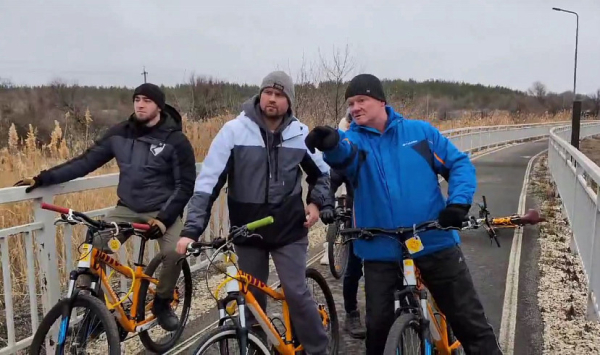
[178,71,330,354]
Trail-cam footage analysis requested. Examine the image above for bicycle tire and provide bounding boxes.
[192,325,271,355]
[306,267,340,354]
[383,313,427,355]
[137,253,193,354]
[327,220,349,279]
[29,293,121,355]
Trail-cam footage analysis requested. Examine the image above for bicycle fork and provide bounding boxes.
[218,266,251,355]
[398,257,434,355]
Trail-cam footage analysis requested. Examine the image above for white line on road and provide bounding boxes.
[498,148,547,354]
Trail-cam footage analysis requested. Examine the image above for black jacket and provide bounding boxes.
[180,95,330,248]
[322,168,354,210]
[38,105,197,228]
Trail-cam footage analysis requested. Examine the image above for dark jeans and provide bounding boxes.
[343,240,363,314]
[363,245,503,355]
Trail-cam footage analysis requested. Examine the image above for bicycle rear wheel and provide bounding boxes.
[29,294,121,355]
[137,253,193,354]
[327,220,349,279]
[383,313,429,355]
[305,267,340,354]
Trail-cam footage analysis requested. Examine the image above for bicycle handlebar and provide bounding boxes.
[185,216,275,255]
[41,202,150,231]
[339,219,471,238]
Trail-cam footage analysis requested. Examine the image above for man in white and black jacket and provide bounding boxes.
[177,71,331,354]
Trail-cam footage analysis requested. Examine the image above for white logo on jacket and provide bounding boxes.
[150,143,165,156]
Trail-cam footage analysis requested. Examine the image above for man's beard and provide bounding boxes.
[134,112,158,125]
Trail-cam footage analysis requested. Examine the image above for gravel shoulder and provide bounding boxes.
[528,153,600,355]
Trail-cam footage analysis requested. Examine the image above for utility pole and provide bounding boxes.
[141,66,148,83]
[552,7,581,149]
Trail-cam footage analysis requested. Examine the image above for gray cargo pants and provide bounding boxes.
[234,235,329,355]
[92,205,183,299]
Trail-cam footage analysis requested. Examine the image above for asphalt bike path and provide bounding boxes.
[439,140,547,355]
[163,140,547,355]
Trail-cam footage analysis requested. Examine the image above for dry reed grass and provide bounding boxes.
[0,108,569,349]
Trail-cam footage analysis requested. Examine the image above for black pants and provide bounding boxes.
[343,240,364,314]
[363,245,503,355]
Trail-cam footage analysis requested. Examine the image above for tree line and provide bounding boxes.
[1,48,599,146]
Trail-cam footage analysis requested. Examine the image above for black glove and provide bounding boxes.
[145,218,167,240]
[305,126,340,154]
[438,204,471,228]
[14,174,44,193]
[320,207,335,224]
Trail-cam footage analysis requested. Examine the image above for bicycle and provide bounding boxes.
[325,194,353,279]
[29,202,193,355]
[338,205,545,355]
[183,216,340,355]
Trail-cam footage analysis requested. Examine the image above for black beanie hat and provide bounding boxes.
[133,83,166,110]
[344,74,386,103]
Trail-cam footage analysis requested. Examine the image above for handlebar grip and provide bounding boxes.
[132,223,150,231]
[246,216,274,231]
[41,202,70,215]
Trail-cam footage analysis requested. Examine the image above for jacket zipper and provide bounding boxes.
[265,132,271,203]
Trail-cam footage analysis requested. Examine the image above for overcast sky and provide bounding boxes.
[1,0,599,95]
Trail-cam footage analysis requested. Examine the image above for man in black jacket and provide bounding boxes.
[14,83,197,331]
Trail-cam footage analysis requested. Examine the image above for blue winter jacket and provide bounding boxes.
[322,106,477,261]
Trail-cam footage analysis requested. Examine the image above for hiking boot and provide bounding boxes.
[152,295,179,331]
[344,310,366,339]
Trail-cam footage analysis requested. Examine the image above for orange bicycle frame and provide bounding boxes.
[82,244,160,333]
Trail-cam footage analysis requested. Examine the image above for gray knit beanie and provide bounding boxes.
[260,71,295,109]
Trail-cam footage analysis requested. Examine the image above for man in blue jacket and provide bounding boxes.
[305,74,502,354]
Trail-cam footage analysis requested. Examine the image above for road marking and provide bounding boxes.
[166,249,324,355]
[498,148,547,354]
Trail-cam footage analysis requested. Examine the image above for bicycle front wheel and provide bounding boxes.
[383,313,429,355]
[327,220,349,279]
[29,293,121,355]
[192,325,271,355]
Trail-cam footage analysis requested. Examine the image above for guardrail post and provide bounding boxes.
[33,193,61,318]
[571,100,582,150]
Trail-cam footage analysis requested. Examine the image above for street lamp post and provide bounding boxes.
[553,7,581,149]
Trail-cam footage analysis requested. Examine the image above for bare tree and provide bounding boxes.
[49,78,81,116]
[592,89,600,118]
[318,44,355,125]
[527,81,548,104]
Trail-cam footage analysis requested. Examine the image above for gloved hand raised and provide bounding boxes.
[305,126,340,154]
[437,204,471,228]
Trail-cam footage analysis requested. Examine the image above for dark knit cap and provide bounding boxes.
[133,83,166,110]
[344,74,386,103]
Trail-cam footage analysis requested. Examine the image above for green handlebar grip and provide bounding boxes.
[246,216,274,230]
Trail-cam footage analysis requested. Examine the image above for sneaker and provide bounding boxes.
[152,295,179,331]
[344,310,366,339]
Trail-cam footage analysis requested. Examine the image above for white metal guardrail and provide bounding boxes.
[548,122,600,321]
[0,120,598,354]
